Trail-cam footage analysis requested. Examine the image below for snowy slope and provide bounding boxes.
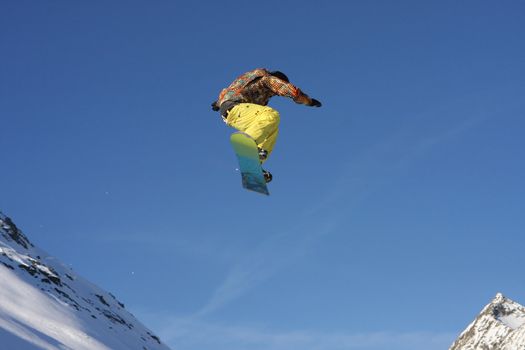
[0,211,172,350]
[449,293,525,350]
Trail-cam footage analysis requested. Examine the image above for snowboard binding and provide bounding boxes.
[262,169,273,183]
[258,148,268,161]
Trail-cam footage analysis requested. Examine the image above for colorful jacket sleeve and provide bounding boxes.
[265,76,313,105]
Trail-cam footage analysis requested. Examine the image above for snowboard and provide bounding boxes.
[230,132,269,196]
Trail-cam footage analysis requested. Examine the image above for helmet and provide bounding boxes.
[269,70,289,82]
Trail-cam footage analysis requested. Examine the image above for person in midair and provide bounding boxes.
[212,68,322,182]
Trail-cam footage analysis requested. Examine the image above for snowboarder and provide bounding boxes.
[212,68,322,183]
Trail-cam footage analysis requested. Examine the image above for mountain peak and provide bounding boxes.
[0,211,33,250]
[494,292,505,303]
[449,293,525,349]
[490,293,525,330]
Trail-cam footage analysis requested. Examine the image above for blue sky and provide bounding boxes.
[1,1,524,349]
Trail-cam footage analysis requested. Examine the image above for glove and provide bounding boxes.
[310,98,322,107]
[211,101,220,111]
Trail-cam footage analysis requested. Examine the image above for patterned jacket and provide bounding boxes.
[215,68,314,116]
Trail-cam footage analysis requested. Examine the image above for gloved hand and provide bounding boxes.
[211,101,220,111]
[310,98,322,107]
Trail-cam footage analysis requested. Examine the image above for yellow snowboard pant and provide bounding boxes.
[225,103,280,163]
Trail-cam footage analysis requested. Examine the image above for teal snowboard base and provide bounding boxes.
[230,132,269,196]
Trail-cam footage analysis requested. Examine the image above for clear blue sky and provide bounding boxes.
[1,1,524,349]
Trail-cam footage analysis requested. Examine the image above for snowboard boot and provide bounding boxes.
[258,148,268,162]
[262,169,273,183]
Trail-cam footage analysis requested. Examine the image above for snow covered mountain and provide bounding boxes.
[0,211,172,350]
[449,293,525,350]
